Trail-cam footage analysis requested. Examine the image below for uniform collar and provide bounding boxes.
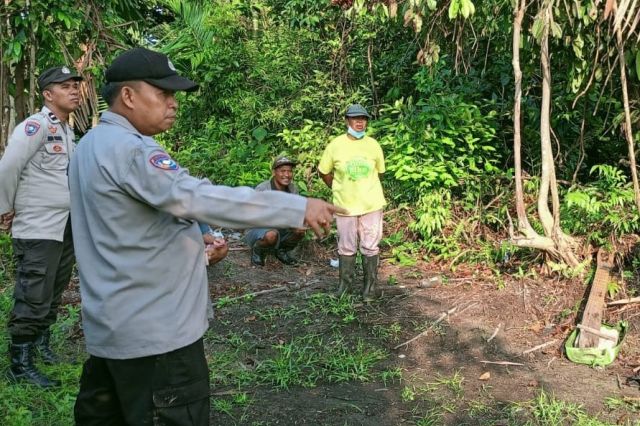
[41,106,61,125]
[100,111,143,136]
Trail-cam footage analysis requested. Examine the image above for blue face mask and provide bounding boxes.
[347,126,366,139]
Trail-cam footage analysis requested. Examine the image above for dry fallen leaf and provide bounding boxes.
[529,322,544,334]
[244,315,256,322]
[479,372,491,381]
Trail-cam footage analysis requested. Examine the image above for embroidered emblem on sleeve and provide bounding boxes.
[149,153,179,171]
[25,121,41,136]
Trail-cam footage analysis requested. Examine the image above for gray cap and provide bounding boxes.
[345,104,370,118]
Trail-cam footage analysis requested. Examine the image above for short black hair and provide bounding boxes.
[101,81,143,106]
[101,82,124,107]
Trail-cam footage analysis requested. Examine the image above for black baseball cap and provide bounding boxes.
[105,47,198,92]
[38,66,83,92]
[272,155,297,170]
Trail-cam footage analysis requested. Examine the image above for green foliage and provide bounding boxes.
[562,165,640,244]
[410,190,452,243]
[607,281,620,299]
[448,0,475,20]
[376,90,501,201]
[0,233,13,283]
[106,0,640,269]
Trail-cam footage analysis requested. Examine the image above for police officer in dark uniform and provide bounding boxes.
[0,66,83,387]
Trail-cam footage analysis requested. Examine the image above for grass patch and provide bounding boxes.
[0,266,83,425]
[371,322,403,343]
[528,391,612,426]
[257,334,386,389]
[251,305,307,321]
[216,294,256,309]
[307,293,357,324]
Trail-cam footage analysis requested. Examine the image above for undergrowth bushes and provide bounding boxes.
[152,1,639,270]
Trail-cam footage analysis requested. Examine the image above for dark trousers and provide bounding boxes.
[8,219,75,340]
[74,338,210,426]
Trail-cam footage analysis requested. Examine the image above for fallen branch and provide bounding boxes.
[487,323,502,343]
[576,324,617,342]
[479,360,524,366]
[456,301,478,315]
[617,373,622,390]
[607,297,640,306]
[229,279,319,302]
[522,339,557,355]
[210,389,254,396]
[393,306,457,350]
[223,286,287,302]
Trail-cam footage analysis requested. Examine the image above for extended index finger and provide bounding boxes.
[330,205,348,216]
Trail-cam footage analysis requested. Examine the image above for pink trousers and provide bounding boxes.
[336,209,383,257]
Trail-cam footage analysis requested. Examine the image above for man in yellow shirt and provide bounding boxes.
[318,104,385,301]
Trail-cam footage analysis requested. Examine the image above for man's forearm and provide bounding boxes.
[320,173,333,188]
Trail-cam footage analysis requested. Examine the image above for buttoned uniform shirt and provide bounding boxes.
[69,111,308,359]
[0,106,75,241]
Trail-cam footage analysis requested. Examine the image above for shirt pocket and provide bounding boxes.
[39,142,68,170]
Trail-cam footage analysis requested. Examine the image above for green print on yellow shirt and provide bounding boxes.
[346,157,371,180]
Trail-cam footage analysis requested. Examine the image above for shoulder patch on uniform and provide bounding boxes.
[149,153,179,171]
[47,112,60,124]
[25,121,41,136]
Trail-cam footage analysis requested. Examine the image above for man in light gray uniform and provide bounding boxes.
[0,66,82,388]
[69,47,342,425]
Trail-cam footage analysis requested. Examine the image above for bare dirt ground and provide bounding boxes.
[203,239,640,425]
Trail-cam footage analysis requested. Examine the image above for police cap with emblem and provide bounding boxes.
[37,66,83,92]
[105,47,198,92]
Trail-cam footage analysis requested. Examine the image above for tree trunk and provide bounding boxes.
[616,24,640,214]
[538,5,555,237]
[512,0,535,235]
[0,0,11,152]
[14,58,27,123]
[539,1,580,267]
[510,0,581,269]
[0,17,6,154]
[28,31,36,114]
